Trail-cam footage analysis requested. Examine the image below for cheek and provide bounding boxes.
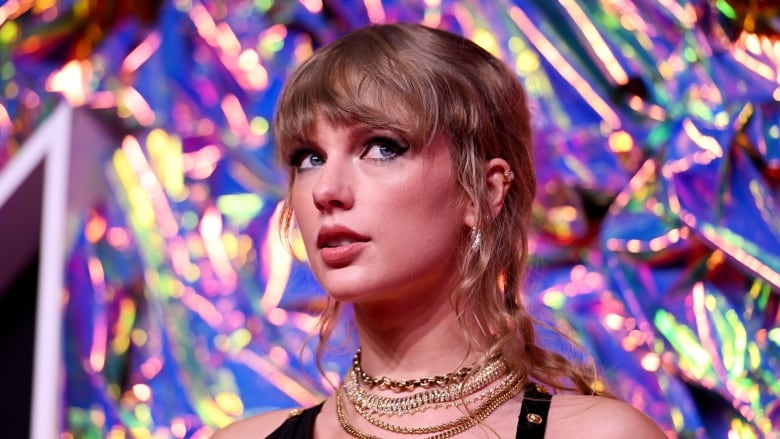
[381,173,463,233]
[289,191,306,218]
[290,179,315,216]
[289,187,317,242]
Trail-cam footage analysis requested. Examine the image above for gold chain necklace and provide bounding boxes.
[349,373,523,434]
[343,357,509,416]
[336,374,525,439]
[352,349,476,391]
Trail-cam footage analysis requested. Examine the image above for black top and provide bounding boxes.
[266,383,552,438]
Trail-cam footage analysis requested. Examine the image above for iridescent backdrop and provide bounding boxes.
[1,0,778,437]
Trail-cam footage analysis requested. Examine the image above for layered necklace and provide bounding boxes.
[336,349,525,439]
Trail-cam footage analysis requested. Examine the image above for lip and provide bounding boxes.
[316,225,370,268]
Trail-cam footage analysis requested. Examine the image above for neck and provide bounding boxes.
[352,289,488,381]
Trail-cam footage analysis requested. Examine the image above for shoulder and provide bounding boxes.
[211,408,295,439]
[547,394,667,438]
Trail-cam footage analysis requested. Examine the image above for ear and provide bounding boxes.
[485,158,513,217]
[463,158,513,228]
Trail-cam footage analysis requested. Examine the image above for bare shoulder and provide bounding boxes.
[547,394,668,438]
[211,408,294,439]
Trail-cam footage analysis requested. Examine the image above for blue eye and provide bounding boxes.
[288,149,324,171]
[363,137,410,161]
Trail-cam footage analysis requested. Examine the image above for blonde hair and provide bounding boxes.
[274,23,603,396]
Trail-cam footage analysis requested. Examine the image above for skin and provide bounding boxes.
[215,395,668,438]
[290,117,469,306]
[213,117,668,438]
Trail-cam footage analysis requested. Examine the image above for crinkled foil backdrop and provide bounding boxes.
[1,0,778,437]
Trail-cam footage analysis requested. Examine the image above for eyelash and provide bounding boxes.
[287,148,322,170]
[362,136,411,161]
[286,136,411,171]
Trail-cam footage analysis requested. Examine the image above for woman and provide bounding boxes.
[216,23,666,438]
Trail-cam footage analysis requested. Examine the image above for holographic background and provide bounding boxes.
[1,0,779,437]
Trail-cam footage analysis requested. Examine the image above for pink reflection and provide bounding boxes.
[558,0,628,84]
[106,227,131,249]
[221,94,249,136]
[140,357,163,380]
[300,0,322,13]
[189,3,269,91]
[0,103,10,137]
[86,255,108,373]
[122,32,162,73]
[260,203,292,311]
[200,207,237,293]
[169,237,192,278]
[182,286,224,327]
[120,86,156,126]
[364,0,385,23]
[507,6,621,129]
[183,144,221,179]
[266,307,288,326]
[121,136,179,238]
[0,1,34,23]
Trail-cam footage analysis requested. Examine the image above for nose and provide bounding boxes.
[311,160,354,212]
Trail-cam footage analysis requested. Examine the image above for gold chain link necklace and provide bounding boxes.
[351,349,477,391]
[336,349,525,439]
[343,357,509,416]
[350,372,524,433]
[336,375,524,439]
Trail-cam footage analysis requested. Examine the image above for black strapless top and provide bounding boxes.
[267,383,552,438]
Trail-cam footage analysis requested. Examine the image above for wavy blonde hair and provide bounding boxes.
[274,23,604,396]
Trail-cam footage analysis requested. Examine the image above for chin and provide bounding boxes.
[314,270,374,302]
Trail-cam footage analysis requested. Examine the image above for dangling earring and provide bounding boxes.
[470,227,482,252]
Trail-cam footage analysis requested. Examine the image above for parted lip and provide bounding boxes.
[316,225,370,249]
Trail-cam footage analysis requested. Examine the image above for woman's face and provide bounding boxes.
[289,116,469,304]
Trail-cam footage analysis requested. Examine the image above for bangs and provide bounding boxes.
[273,33,444,162]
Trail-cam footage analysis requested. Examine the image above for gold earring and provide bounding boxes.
[502,170,515,183]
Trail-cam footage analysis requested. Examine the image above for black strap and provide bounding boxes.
[516,383,552,439]
[266,403,323,439]
[266,385,552,439]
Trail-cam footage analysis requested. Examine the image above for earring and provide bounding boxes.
[502,169,515,183]
[470,227,482,251]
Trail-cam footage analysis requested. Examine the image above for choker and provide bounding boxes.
[351,348,478,391]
